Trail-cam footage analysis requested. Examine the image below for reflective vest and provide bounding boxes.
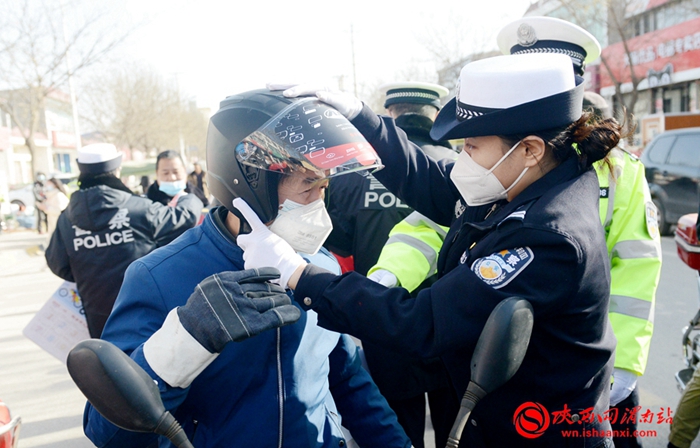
[370,148,661,375]
[595,148,661,375]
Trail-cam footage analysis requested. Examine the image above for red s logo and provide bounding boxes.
[513,402,550,439]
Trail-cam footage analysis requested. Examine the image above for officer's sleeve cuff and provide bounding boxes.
[350,104,382,140]
[295,264,339,310]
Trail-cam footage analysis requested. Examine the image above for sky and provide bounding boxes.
[92,0,536,112]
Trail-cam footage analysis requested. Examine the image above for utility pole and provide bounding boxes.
[172,72,187,163]
[350,24,358,97]
[59,0,82,151]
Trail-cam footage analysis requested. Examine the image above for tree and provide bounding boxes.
[417,8,502,92]
[558,0,662,133]
[0,0,130,180]
[81,63,209,161]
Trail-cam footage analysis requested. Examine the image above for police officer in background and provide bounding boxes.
[45,143,203,337]
[325,82,458,448]
[325,82,455,275]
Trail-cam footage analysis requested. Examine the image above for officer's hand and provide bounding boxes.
[143,268,300,388]
[610,367,638,407]
[233,197,307,289]
[267,83,363,120]
[367,269,399,288]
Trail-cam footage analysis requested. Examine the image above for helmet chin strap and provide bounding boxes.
[238,219,252,236]
[231,208,253,236]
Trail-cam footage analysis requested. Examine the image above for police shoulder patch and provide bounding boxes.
[470,247,534,289]
[645,201,660,240]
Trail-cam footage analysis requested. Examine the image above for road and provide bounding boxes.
[0,231,91,448]
[636,234,700,448]
[0,230,698,447]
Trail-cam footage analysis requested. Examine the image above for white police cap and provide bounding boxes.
[497,16,601,76]
[380,81,450,109]
[431,53,583,141]
[77,143,123,175]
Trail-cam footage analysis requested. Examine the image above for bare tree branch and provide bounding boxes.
[81,63,208,159]
[0,0,133,180]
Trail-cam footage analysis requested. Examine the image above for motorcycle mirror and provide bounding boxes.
[447,297,534,448]
[67,339,194,448]
[470,297,533,392]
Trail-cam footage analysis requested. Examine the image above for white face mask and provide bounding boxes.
[268,199,333,255]
[449,140,529,206]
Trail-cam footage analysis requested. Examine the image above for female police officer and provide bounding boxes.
[235,53,620,447]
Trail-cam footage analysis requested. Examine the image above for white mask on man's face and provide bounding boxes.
[449,140,529,206]
[268,199,333,255]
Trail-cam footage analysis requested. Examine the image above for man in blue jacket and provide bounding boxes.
[83,89,410,448]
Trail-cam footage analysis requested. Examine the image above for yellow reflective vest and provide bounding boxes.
[369,148,661,375]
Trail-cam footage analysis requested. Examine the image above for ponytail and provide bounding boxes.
[552,112,623,168]
[500,111,624,172]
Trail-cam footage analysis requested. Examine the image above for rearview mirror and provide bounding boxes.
[67,339,193,448]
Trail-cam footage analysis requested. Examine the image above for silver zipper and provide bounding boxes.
[277,327,283,448]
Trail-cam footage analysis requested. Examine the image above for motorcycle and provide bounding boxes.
[674,212,700,392]
[0,398,21,448]
[66,297,533,448]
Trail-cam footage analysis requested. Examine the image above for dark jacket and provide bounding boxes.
[325,113,455,276]
[84,207,410,448]
[45,184,202,337]
[330,113,457,402]
[146,181,209,207]
[294,106,616,447]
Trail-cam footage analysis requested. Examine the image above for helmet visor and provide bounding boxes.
[235,98,382,177]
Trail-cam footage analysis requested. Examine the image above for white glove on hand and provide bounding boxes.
[610,368,638,407]
[266,83,298,91]
[233,198,307,289]
[367,269,399,288]
[267,83,363,120]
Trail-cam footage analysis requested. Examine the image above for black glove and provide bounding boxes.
[144,267,300,388]
[178,267,301,353]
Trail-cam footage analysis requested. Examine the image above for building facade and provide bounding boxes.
[525,0,700,149]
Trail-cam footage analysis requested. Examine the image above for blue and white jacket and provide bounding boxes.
[83,206,410,448]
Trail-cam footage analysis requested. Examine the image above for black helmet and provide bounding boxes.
[207,89,381,224]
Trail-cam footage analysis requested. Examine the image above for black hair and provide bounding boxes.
[156,150,185,170]
[499,112,623,170]
[78,169,119,186]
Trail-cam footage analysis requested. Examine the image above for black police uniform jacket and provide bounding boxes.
[295,107,616,447]
[325,114,455,277]
[327,113,457,404]
[45,182,203,338]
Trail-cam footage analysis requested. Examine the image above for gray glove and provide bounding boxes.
[178,267,300,353]
[144,267,300,388]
